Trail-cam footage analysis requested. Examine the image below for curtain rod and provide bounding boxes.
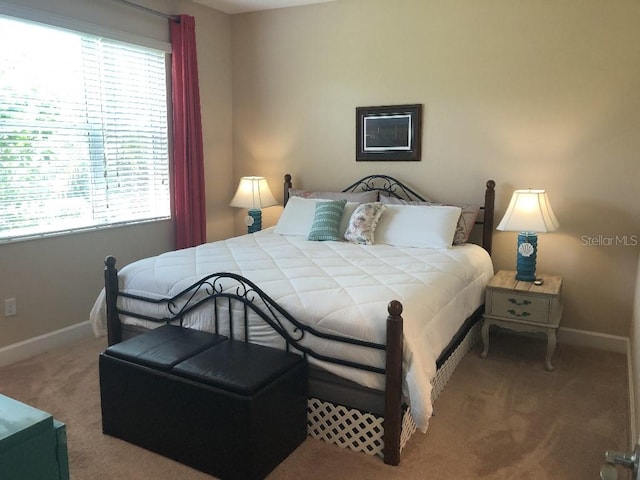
[112,0,180,23]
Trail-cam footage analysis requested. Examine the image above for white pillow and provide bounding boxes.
[375,204,462,248]
[274,196,359,237]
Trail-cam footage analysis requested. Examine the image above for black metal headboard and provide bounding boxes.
[282,173,495,256]
[342,174,428,202]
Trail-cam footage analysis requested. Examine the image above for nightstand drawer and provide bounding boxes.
[489,291,551,323]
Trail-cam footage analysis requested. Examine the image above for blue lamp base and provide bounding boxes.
[515,232,538,282]
[246,208,262,234]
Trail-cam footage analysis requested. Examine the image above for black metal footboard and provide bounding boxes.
[103,255,405,465]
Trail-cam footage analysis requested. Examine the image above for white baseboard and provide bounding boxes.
[558,326,629,354]
[0,321,94,367]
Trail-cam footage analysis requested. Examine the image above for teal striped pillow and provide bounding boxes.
[307,199,347,241]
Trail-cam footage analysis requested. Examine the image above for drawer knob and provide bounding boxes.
[507,309,531,318]
[508,298,531,306]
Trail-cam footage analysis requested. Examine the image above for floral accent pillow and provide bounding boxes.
[343,202,386,245]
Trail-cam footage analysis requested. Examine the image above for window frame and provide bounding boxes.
[0,8,174,244]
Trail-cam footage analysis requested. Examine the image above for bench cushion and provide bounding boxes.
[105,324,226,370]
[173,340,304,395]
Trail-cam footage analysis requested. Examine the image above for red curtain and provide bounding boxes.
[170,15,206,249]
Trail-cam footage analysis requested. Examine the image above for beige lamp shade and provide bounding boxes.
[497,189,559,233]
[229,176,278,210]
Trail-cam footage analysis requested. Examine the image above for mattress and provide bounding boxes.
[90,227,493,431]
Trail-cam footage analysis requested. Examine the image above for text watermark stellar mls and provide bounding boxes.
[581,235,638,247]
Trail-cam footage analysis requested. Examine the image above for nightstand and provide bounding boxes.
[481,270,563,371]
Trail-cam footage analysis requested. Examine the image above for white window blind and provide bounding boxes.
[0,15,170,242]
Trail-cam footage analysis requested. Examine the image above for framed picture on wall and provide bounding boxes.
[356,104,422,161]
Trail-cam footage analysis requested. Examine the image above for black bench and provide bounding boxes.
[99,324,308,480]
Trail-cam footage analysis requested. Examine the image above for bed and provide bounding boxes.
[90,174,496,466]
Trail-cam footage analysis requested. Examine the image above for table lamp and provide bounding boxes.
[497,189,559,282]
[230,176,278,233]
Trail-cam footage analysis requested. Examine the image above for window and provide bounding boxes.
[0,15,171,242]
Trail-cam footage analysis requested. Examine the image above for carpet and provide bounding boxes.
[0,330,630,479]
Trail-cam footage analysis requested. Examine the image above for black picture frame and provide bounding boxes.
[356,104,422,161]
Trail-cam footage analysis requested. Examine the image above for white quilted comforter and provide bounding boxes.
[90,227,493,431]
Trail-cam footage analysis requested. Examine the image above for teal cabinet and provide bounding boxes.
[0,394,70,480]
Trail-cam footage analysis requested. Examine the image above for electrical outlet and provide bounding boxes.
[4,298,17,317]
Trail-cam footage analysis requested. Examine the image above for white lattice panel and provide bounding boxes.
[400,408,418,450]
[307,397,386,456]
[306,321,480,459]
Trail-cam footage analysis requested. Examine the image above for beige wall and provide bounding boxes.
[1,0,638,349]
[231,0,640,337]
[0,0,233,348]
